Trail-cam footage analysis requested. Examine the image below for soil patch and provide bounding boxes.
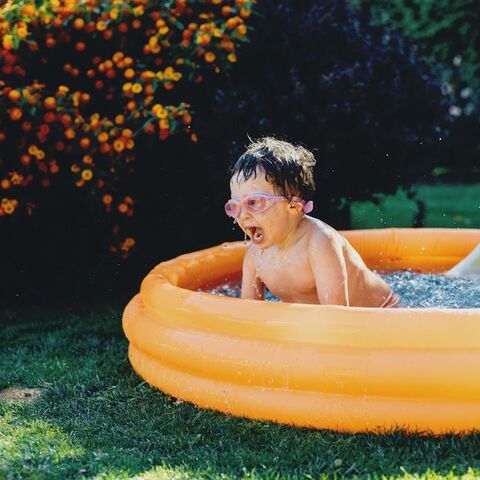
[0,387,44,404]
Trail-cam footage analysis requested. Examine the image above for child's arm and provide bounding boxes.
[241,245,265,300]
[307,232,349,306]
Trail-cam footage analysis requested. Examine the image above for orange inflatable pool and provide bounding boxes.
[122,228,480,434]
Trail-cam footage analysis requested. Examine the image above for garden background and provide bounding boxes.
[1,0,478,307]
[1,1,480,478]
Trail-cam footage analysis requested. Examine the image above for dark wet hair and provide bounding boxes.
[229,136,316,200]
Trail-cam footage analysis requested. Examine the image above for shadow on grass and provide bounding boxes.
[1,305,480,479]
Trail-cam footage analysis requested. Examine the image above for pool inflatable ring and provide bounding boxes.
[122,228,480,434]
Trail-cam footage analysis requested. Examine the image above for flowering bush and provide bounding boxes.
[0,0,255,258]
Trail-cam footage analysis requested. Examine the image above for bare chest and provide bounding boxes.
[253,246,316,299]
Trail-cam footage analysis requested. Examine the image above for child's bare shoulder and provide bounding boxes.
[304,216,343,251]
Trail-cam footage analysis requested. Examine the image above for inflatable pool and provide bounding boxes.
[122,228,480,434]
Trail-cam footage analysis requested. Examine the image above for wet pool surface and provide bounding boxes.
[202,271,480,308]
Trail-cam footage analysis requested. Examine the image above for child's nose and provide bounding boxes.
[238,204,251,220]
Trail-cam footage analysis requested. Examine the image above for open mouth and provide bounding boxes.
[246,226,264,244]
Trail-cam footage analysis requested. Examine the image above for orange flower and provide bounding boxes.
[9,108,22,121]
[44,97,56,109]
[20,154,31,166]
[75,41,86,52]
[115,114,125,125]
[204,52,216,63]
[227,53,237,62]
[71,164,80,173]
[73,18,85,30]
[102,194,113,205]
[8,90,21,102]
[124,68,135,79]
[80,137,91,149]
[28,145,38,155]
[113,139,125,152]
[1,179,11,190]
[97,132,109,143]
[64,128,76,139]
[81,169,93,181]
[118,203,128,213]
[132,83,143,94]
[2,35,14,50]
[83,154,93,164]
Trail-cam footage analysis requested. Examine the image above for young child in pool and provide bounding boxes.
[225,136,400,307]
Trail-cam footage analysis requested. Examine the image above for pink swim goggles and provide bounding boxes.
[224,193,314,218]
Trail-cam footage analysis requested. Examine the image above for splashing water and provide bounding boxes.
[201,271,480,308]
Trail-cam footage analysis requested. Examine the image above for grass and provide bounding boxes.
[351,183,480,229]
[2,305,480,480]
[1,183,480,479]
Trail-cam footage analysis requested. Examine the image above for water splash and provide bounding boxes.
[201,271,480,308]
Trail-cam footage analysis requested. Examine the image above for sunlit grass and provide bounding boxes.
[2,303,480,479]
[351,183,480,229]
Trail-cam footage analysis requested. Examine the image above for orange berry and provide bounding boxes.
[45,37,56,48]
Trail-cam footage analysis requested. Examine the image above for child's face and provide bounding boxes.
[229,169,303,248]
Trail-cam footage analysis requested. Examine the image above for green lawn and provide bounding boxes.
[2,184,480,480]
[351,183,480,229]
[2,305,480,480]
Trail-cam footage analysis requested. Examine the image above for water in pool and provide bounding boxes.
[201,271,480,308]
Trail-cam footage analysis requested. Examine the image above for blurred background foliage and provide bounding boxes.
[0,0,478,306]
[355,0,480,178]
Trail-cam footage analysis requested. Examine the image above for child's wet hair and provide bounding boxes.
[229,136,316,200]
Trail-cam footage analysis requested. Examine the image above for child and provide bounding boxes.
[225,136,400,307]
